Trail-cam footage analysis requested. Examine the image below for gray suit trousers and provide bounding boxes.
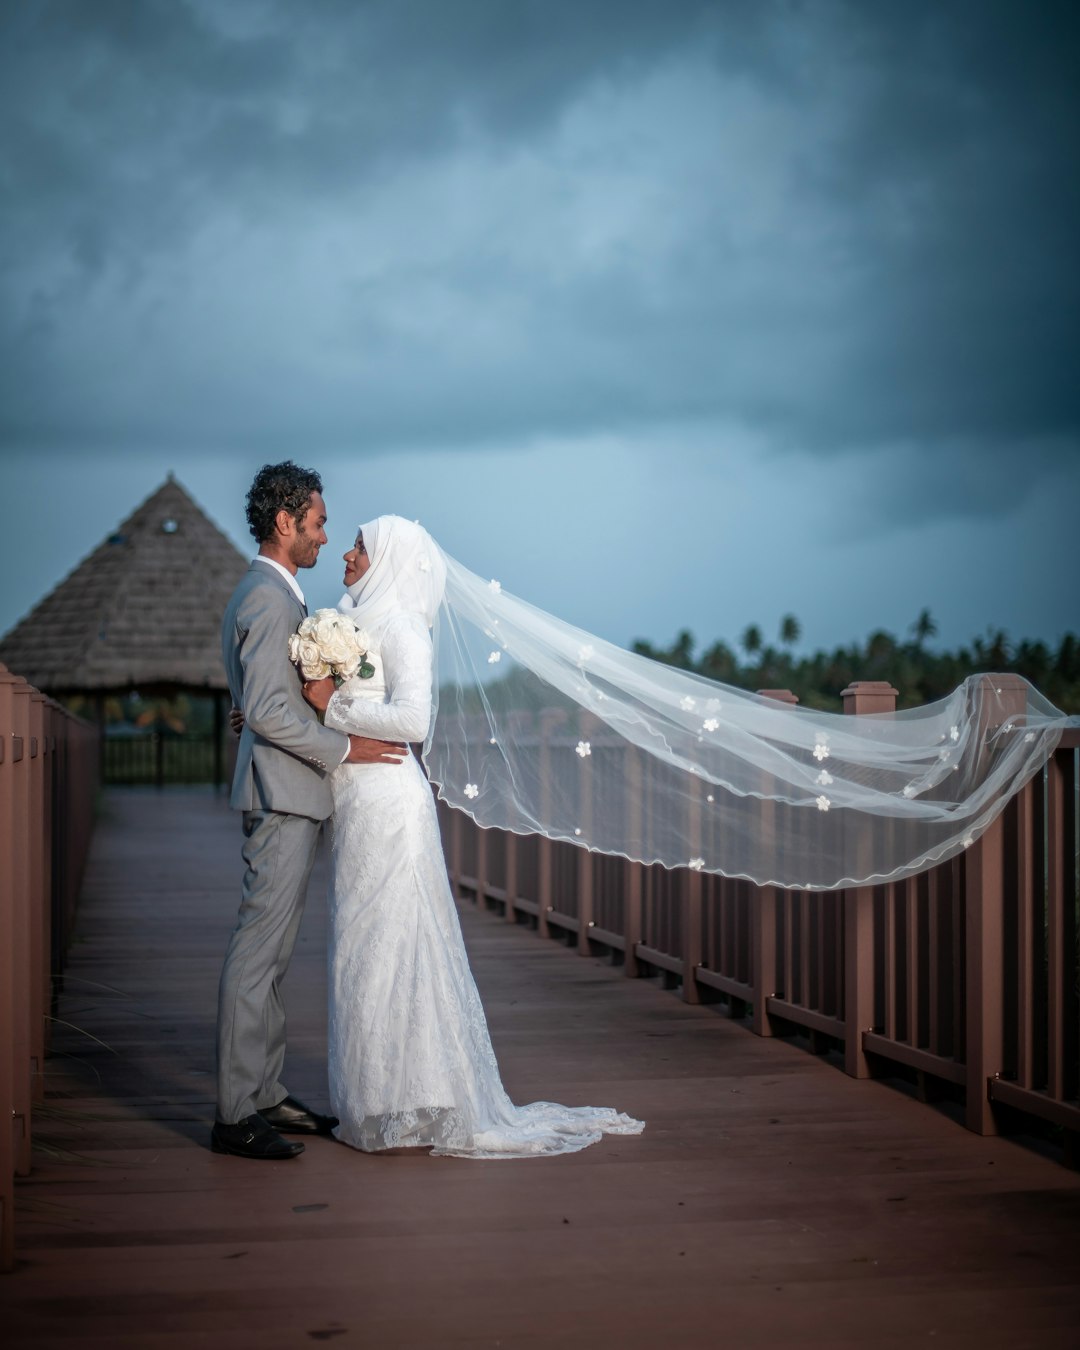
[215,808,322,1123]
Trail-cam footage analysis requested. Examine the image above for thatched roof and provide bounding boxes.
[0,475,250,693]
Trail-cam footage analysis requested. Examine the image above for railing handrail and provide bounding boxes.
[439,678,1079,1167]
[0,664,99,1272]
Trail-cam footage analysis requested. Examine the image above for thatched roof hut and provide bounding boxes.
[0,475,248,698]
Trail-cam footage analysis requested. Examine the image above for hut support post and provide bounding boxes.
[213,691,226,789]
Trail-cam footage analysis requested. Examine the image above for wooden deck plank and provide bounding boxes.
[2,788,1080,1349]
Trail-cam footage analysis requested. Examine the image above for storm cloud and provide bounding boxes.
[2,0,1077,488]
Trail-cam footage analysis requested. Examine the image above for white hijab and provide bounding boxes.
[338,515,447,632]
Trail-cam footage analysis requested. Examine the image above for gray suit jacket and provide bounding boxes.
[222,562,349,819]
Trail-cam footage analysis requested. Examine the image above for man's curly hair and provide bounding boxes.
[245,461,323,543]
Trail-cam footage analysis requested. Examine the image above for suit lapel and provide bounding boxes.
[251,560,307,620]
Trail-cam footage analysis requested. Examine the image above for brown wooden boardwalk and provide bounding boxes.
[3,791,1080,1350]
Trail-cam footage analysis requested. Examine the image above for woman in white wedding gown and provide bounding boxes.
[305,514,644,1159]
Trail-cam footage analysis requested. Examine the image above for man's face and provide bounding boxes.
[288,490,328,569]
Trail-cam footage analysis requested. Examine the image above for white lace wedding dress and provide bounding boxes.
[323,610,645,1158]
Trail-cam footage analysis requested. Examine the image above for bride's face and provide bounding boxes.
[343,531,370,586]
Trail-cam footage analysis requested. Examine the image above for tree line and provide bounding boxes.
[631,609,1080,713]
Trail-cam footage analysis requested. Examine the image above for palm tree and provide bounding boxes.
[779,614,801,649]
[669,629,696,670]
[987,629,1011,668]
[699,640,738,683]
[910,609,937,648]
[741,624,763,662]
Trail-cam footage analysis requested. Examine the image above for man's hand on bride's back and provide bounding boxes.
[345,736,408,764]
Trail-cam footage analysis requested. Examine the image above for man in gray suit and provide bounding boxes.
[212,462,405,1160]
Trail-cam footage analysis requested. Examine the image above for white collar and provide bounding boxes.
[253,555,305,607]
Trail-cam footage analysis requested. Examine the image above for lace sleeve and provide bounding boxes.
[325,615,433,742]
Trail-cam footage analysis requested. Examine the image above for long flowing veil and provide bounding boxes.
[342,517,1078,892]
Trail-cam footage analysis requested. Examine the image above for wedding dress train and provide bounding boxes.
[324,609,644,1158]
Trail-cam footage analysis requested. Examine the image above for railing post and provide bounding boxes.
[537,711,566,940]
[10,677,33,1175]
[447,806,463,900]
[841,682,898,1078]
[841,682,900,717]
[29,691,49,1103]
[624,861,642,978]
[964,819,1005,1134]
[681,789,703,1003]
[751,888,778,1037]
[752,690,799,1036]
[0,673,98,1274]
[964,675,1028,1134]
[536,841,552,939]
[623,747,642,978]
[0,666,17,1271]
[503,831,518,924]
[475,819,488,912]
[577,714,596,955]
[1045,742,1073,1108]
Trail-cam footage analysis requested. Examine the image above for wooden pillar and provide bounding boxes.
[964,818,1005,1134]
[447,807,463,900]
[840,681,899,717]
[681,790,703,1003]
[537,711,566,940]
[963,675,1028,1133]
[503,831,518,923]
[9,678,32,1176]
[536,840,552,939]
[0,666,18,1270]
[624,861,642,978]
[28,693,49,1103]
[475,820,488,912]
[752,690,799,1036]
[841,682,897,1078]
[577,714,596,956]
[1044,742,1073,1106]
[843,888,875,1079]
[752,887,778,1037]
[623,747,643,978]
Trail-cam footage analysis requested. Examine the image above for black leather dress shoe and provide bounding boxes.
[259,1095,339,1136]
[210,1114,304,1159]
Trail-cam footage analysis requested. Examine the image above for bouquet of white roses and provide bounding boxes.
[288,609,375,683]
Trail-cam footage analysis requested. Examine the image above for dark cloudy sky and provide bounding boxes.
[1,1,1077,665]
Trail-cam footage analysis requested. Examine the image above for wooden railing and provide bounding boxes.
[103,730,229,787]
[440,679,1080,1162]
[0,664,99,1271]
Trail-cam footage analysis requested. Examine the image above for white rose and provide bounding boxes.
[336,650,362,679]
[310,610,357,667]
[296,637,331,680]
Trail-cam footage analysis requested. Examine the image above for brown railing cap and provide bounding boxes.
[756,689,799,704]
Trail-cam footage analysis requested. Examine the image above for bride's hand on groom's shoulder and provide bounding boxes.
[301,676,336,713]
[345,736,408,765]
